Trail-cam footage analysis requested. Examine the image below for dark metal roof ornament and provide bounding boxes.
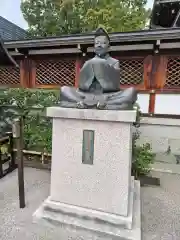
[0,36,19,67]
[150,0,180,29]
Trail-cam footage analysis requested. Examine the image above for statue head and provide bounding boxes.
[94,27,110,57]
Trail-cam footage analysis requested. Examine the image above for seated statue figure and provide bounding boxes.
[60,27,137,110]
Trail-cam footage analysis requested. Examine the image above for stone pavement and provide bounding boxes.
[142,171,180,240]
[152,162,180,175]
[0,168,180,240]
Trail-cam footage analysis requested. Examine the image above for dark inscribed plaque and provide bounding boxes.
[82,130,94,165]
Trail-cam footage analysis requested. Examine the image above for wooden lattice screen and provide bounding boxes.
[35,58,76,86]
[119,58,144,85]
[166,56,180,87]
[0,65,20,85]
[0,57,145,88]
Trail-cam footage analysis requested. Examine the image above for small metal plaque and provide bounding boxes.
[82,130,94,165]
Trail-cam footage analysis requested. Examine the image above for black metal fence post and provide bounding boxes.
[0,148,2,178]
[13,117,25,208]
[8,132,15,169]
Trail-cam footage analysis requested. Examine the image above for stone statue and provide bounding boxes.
[60,27,137,110]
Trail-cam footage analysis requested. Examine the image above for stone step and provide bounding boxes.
[151,162,180,175]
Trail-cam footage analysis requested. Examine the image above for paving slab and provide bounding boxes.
[151,162,180,174]
[0,168,180,240]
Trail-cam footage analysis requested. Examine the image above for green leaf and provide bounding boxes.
[0,88,59,152]
[21,0,150,36]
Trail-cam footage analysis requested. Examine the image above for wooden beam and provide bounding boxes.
[160,42,180,49]
[8,51,23,56]
[10,45,153,56]
[29,48,81,55]
[87,44,153,53]
[36,84,59,89]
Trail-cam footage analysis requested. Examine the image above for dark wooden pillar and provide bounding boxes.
[20,58,32,88]
[143,55,153,90]
[148,55,168,115]
[29,60,36,88]
[20,60,26,87]
[155,56,168,89]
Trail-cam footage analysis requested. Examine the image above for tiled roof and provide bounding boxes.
[0,16,28,41]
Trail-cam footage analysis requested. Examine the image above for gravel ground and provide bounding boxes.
[0,168,180,240]
[142,171,180,240]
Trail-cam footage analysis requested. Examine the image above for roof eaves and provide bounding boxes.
[4,28,180,49]
[0,37,19,66]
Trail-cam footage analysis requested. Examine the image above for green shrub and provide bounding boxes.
[130,105,155,178]
[0,88,59,152]
[132,129,155,179]
[24,115,52,152]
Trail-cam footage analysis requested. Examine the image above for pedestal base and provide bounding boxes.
[33,180,141,240]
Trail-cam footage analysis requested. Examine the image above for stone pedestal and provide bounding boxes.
[33,107,141,240]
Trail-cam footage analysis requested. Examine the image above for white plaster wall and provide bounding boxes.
[137,94,150,114]
[137,94,180,160]
[155,94,180,115]
[138,117,180,156]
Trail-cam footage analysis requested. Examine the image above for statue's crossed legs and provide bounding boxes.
[60,86,137,110]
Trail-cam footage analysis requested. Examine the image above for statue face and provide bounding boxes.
[94,35,110,57]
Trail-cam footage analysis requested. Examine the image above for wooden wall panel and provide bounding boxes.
[75,58,82,88]
[20,58,31,88]
[7,52,180,116]
[154,56,168,89]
